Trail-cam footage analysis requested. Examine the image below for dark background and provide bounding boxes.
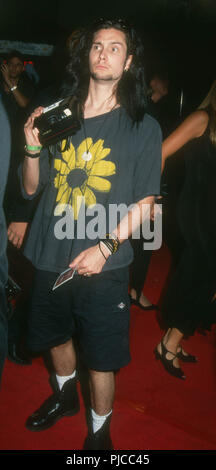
[1,0,216,106]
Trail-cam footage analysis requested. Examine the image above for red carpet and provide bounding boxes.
[0,244,216,451]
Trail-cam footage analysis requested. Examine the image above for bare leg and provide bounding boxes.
[165,328,184,355]
[89,370,115,415]
[139,292,154,307]
[130,288,137,300]
[50,339,76,376]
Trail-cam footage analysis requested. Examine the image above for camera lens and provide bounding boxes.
[47,115,57,125]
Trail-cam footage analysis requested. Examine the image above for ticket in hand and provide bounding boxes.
[52,268,77,290]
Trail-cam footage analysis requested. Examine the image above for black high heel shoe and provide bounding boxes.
[177,346,198,363]
[154,341,186,380]
[129,295,159,311]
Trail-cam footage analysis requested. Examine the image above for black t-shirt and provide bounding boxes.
[21,107,162,272]
[0,72,35,152]
[0,72,35,122]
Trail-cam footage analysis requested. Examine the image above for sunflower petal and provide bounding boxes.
[59,161,70,176]
[56,181,69,202]
[54,158,62,172]
[91,160,116,177]
[55,186,72,215]
[87,176,111,192]
[61,142,76,171]
[55,174,67,189]
[84,186,97,207]
[61,139,67,152]
[91,139,111,162]
[72,187,84,220]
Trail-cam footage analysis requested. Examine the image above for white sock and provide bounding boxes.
[91,408,112,434]
[56,371,76,390]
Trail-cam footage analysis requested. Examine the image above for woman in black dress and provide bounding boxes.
[155,81,216,379]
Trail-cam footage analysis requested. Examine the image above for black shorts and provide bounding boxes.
[27,268,131,371]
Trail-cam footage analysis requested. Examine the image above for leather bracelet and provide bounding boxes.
[98,242,109,260]
[100,234,120,255]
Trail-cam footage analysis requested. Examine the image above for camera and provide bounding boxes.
[5,276,22,320]
[34,96,81,146]
[5,275,21,301]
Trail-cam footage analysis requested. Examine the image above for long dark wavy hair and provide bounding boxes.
[61,18,148,125]
[198,80,216,147]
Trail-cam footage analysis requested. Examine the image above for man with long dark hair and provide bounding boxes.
[21,19,161,450]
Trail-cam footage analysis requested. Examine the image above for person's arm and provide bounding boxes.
[112,196,154,243]
[162,110,209,172]
[22,106,44,195]
[69,196,154,275]
[9,85,30,108]
[1,64,30,108]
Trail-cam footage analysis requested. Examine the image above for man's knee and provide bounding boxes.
[51,338,73,353]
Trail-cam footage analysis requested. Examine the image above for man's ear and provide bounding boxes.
[124,54,133,72]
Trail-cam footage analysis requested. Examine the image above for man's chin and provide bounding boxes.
[91,72,114,82]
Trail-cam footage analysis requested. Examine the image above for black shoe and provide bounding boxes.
[154,341,186,380]
[7,343,32,366]
[83,415,114,450]
[177,346,198,363]
[129,295,158,311]
[26,375,80,431]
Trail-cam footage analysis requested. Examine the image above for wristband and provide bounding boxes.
[24,144,41,158]
[25,144,42,151]
[10,86,17,91]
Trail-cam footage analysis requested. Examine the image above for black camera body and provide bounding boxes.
[34,97,81,146]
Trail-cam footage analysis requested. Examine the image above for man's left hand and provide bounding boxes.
[69,244,108,276]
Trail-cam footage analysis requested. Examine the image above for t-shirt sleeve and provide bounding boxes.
[133,115,162,203]
[19,147,50,200]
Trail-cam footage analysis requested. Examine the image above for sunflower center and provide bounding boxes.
[67,168,87,188]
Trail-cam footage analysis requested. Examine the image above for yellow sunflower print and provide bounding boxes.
[54,138,116,219]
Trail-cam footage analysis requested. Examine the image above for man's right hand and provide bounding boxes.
[24,106,44,148]
[7,222,29,249]
[1,63,13,89]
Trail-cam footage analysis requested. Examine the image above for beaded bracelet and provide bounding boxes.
[99,234,120,255]
[108,232,120,252]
